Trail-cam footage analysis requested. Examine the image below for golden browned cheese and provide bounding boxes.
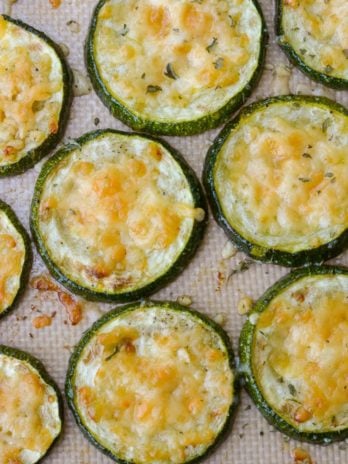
[38,136,203,293]
[253,275,348,431]
[0,233,23,312]
[214,102,348,252]
[282,0,348,79]
[94,0,261,120]
[0,209,26,314]
[0,16,63,165]
[0,355,60,463]
[75,308,233,463]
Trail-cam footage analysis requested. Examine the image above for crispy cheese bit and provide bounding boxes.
[58,291,83,325]
[30,275,59,292]
[237,295,253,315]
[49,0,62,8]
[32,314,52,329]
[291,447,313,464]
[294,405,312,423]
[176,295,192,306]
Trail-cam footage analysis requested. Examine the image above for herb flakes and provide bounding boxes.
[322,118,332,133]
[213,57,224,70]
[302,153,312,159]
[288,383,297,396]
[146,85,162,94]
[164,63,179,80]
[120,24,129,36]
[298,177,310,183]
[206,37,218,53]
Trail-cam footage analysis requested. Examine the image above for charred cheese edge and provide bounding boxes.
[89,0,264,132]
[0,201,30,317]
[32,131,206,300]
[278,0,348,87]
[252,271,348,435]
[0,346,62,464]
[0,15,69,175]
[67,303,236,464]
[209,97,348,256]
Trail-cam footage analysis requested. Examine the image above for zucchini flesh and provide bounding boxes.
[86,0,267,135]
[66,301,238,463]
[239,266,348,444]
[0,345,63,463]
[0,15,72,176]
[204,95,348,267]
[276,0,348,89]
[31,130,206,302]
[0,200,32,319]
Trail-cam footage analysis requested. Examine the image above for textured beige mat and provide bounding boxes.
[0,0,347,463]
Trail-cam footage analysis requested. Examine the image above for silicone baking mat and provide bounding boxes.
[0,0,347,463]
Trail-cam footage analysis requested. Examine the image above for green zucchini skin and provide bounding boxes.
[30,129,207,303]
[239,265,348,445]
[66,300,240,464]
[0,199,32,320]
[0,344,64,463]
[85,0,268,136]
[0,16,73,177]
[203,95,348,267]
[275,1,348,90]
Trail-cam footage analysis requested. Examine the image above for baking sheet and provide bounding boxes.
[0,0,347,463]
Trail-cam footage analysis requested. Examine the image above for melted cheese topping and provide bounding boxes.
[253,274,348,432]
[93,0,262,121]
[0,210,25,314]
[0,353,61,464]
[73,306,234,463]
[38,133,201,294]
[213,100,348,253]
[0,16,64,166]
[281,0,348,80]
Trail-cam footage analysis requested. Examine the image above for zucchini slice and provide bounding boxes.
[86,0,267,136]
[0,200,32,319]
[66,301,238,463]
[31,130,206,302]
[204,95,348,267]
[239,266,348,444]
[0,15,72,176]
[276,0,348,89]
[0,345,63,463]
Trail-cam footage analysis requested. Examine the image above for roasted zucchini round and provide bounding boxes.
[86,0,267,135]
[276,0,348,89]
[0,345,63,462]
[31,130,206,302]
[0,15,72,176]
[204,95,348,267]
[239,266,348,444]
[0,200,32,319]
[66,301,239,463]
